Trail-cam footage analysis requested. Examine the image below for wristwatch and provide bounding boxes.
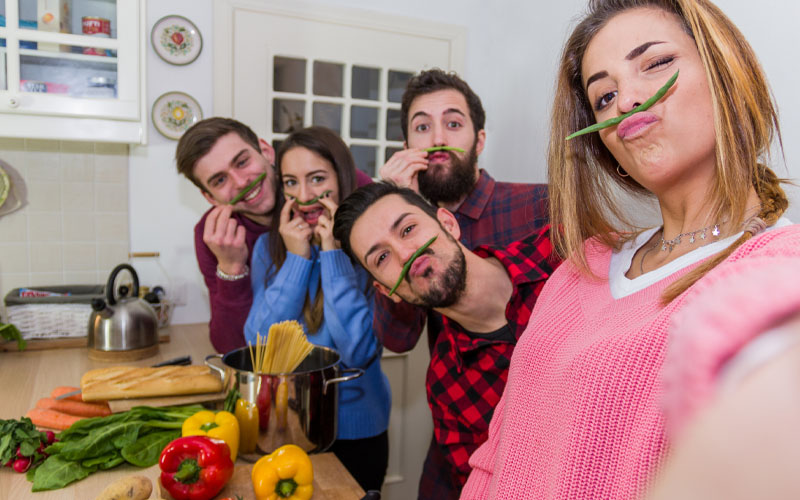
[216,264,250,281]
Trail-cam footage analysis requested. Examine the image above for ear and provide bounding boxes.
[201,189,223,207]
[258,138,276,165]
[373,280,403,303]
[475,129,486,156]
[436,207,461,241]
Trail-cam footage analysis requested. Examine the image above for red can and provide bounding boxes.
[82,16,111,56]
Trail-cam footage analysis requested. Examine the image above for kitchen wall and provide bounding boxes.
[130,0,800,325]
[0,139,129,304]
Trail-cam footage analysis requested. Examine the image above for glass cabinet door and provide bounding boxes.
[0,0,139,121]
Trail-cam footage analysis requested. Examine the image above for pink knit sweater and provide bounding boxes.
[461,224,800,500]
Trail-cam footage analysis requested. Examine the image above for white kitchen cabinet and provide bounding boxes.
[0,0,145,143]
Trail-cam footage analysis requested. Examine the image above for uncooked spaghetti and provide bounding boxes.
[249,320,314,374]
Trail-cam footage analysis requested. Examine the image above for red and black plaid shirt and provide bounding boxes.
[424,226,559,497]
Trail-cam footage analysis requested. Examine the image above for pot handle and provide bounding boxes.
[323,367,363,395]
[205,353,227,385]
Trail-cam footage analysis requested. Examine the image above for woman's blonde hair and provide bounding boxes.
[548,0,788,302]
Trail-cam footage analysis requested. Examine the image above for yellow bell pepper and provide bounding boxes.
[252,444,313,500]
[182,409,240,461]
[235,398,259,454]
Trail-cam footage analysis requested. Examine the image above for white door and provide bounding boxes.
[214,2,466,498]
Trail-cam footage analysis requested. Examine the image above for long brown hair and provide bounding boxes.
[268,127,359,332]
[548,0,788,302]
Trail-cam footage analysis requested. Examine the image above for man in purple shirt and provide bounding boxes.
[375,69,549,499]
[176,118,372,354]
[176,118,278,354]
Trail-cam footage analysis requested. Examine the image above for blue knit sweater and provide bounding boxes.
[245,234,391,440]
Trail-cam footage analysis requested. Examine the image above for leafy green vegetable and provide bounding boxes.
[28,405,202,491]
[565,70,679,141]
[0,321,25,350]
[121,429,180,467]
[223,387,241,414]
[0,417,46,467]
[31,455,97,492]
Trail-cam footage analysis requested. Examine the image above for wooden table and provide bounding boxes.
[0,323,365,500]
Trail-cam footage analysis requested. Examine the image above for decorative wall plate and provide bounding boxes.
[151,15,202,65]
[152,91,202,140]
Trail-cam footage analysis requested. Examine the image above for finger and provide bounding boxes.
[317,197,338,218]
[234,224,246,247]
[280,198,295,226]
[224,218,239,242]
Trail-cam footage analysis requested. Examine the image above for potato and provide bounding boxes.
[94,475,153,500]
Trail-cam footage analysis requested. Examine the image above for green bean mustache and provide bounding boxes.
[288,190,332,206]
[423,146,466,153]
[389,235,438,296]
[566,70,679,141]
[229,172,267,205]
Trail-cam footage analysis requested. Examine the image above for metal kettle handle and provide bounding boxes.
[106,263,139,305]
[323,367,363,395]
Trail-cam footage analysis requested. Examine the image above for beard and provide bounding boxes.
[418,140,479,205]
[405,232,467,308]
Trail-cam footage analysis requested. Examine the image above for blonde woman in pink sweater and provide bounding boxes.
[461,0,800,498]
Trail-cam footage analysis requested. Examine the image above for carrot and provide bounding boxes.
[50,386,83,402]
[26,408,84,430]
[36,397,112,418]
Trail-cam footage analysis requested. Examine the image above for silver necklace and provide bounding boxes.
[660,223,721,252]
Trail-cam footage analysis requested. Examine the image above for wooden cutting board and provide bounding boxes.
[107,391,226,413]
[158,453,366,500]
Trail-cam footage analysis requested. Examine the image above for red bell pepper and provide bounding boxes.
[159,435,234,500]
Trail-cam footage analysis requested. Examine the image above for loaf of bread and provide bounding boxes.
[80,365,223,401]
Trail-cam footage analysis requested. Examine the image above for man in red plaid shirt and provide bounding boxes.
[334,183,560,498]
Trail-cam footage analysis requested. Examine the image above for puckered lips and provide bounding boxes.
[427,151,452,164]
[617,112,659,140]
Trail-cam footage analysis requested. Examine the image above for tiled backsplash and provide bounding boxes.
[0,138,129,315]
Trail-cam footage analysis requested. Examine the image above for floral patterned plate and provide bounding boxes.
[152,91,203,140]
[151,15,202,65]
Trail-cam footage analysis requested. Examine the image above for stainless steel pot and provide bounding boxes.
[206,345,362,459]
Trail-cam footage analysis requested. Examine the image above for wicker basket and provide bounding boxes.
[4,285,104,339]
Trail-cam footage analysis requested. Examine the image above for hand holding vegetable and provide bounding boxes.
[203,204,249,276]
[379,148,430,193]
[279,199,313,260]
[314,196,339,252]
[159,436,234,500]
[252,444,313,500]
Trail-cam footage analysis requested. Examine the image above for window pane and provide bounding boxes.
[350,106,378,139]
[273,99,305,133]
[386,109,403,141]
[388,70,413,103]
[312,102,342,134]
[351,66,379,100]
[313,61,343,97]
[385,147,403,163]
[274,56,306,93]
[18,1,118,38]
[350,145,377,177]
[0,39,5,91]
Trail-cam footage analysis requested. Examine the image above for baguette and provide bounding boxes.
[80,365,223,401]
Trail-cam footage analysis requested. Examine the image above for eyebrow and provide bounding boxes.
[410,108,466,123]
[363,212,411,264]
[585,41,666,90]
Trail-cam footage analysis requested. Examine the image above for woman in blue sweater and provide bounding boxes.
[245,126,390,491]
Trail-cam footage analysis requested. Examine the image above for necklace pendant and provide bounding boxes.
[712,224,720,237]
[661,240,668,252]
[700,229,706,240]
[689,233,695,244]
